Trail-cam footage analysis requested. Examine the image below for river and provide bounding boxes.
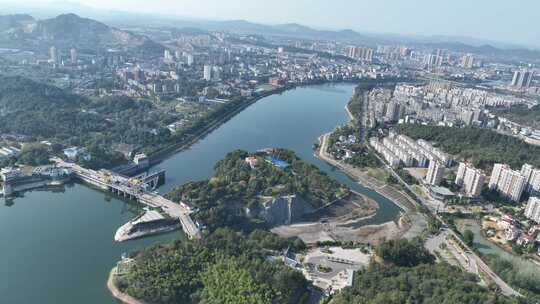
[0,83,401,304]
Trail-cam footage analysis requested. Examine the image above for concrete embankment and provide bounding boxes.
[314,132,428,243]
[316,133,415,212]
[114,221,181,242]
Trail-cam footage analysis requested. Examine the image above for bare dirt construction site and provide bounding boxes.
[272,191,412,245]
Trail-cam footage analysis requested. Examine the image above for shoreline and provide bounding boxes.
[147,86,289,165]
[316,132,413,213]
[147,81,358,166]
[107,267,147,304]
[139,78,406,167]
[315,131,428,241]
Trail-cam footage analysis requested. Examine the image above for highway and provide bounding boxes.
[53,158,201,239]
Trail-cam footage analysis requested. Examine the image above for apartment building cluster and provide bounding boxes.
[510,69,534,90]
[346,46,374,62]
[455,162,486,197]
[377,82,532,128]
[369,133,450,185]
[488,163,534,202]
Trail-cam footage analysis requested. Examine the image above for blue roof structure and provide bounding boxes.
[265,157,290,169]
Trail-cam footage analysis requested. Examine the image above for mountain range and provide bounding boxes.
[0,11,539,63]
[0,13,163,55]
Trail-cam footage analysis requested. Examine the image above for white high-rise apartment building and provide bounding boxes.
[520,163,540,192]
[186,54,194,66]
[489,163,527,202]
[426,160,445,186]
[70,48,77,64]
[456,162,467,186]
[525,197,540,223]
[455,162,485,197]
[203,65,212,81]
[49,46,58,63]
[369,138,400,168]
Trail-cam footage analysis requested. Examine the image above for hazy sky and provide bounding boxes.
[4,0,540,47]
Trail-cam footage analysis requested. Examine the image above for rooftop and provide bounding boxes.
[265,156,290,169]
[430,186,455,196]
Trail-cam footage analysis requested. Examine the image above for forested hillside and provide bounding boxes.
[0,75,177,167]
[117,229,308,304]
[331,239,522,304]
[167,149,348,230]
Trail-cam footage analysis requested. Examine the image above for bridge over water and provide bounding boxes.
[53,158,201,239]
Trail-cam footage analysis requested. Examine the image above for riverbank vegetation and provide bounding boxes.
[331,239,523,304]
[116,228,309,304]
[397,124,540,170]
[167,149,348,230]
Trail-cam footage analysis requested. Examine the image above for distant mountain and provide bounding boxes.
[414,41,540,63]
[0,14,35,31]
[0,13,163,55]
[194,19,379,44]
[186,19,540,62]
[33,14,163,53]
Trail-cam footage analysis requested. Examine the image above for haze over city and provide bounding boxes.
[1,2,540,304]
[3,0,540,47]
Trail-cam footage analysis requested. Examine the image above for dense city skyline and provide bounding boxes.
[3,0,540,48]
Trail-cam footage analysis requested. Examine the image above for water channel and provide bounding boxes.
[0,83,401,303]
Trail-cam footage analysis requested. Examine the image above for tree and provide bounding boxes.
[331,263,519,304]
[463,229,475,247]
[198,258,272,304]
[375,238,435,267]
[427,217,442,235]
[17,144,50,166]
[121,229,309,304]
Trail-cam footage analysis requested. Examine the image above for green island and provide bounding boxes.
[396,124,540,170]
[166,149,350,230]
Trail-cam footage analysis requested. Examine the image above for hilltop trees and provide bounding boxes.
[119,229,308,304]
[332,239,520,304]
